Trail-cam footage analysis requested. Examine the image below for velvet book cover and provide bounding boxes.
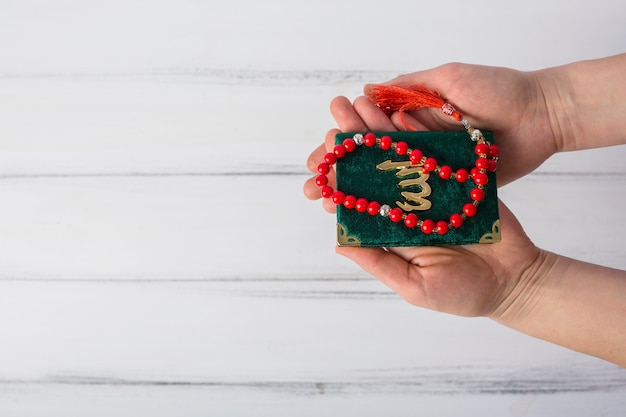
[335,131,500,247]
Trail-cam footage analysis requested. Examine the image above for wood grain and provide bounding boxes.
[1,0,625,415]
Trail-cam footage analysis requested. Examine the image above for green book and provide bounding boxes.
[335,131,500,247]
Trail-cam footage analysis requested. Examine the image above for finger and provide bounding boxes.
[303,168,336,199]
[377,71,432,87]
[336,246,425,305]
[324,128,341,152]
[303,175,339,214]
[370,65,446,89]
[397,109,460,132]
[364,69,463,132]
[390,111,431,132]
[306,128,343,173]
[302,179,337,213]
[302,176,320,200]
[322,197,337,213]
[352,96,396,131]
[306,143,328,173]
[330,96,368,132]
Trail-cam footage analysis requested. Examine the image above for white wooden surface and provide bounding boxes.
[1,1,625,416]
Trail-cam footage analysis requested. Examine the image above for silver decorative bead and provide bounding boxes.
[471,129,483,141]
[379,204,391,217]
[461,119,472,130]
[352,133,364,145]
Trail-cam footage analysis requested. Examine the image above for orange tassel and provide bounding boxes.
[365,84,461,130]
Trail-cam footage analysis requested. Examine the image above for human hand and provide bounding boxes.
[303,95,542,317]
[304,58,626,363]
[364,63,562,186]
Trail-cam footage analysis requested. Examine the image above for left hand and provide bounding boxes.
[303,96,541,317]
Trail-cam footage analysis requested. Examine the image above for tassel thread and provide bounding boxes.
[365,84,463,130]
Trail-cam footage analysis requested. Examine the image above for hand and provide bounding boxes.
[303,96,541,318]
[304,58,626,365]
[365,63,564,186]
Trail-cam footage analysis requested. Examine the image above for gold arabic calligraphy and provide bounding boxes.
[375,160,432,211]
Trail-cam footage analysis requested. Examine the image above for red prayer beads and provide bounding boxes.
[438,165,452,179]
[409,149,423,164]
[421,219,435,234]
[343,138,357,152]
[389,208,404,223]
[343,195,356,209]
[395,141,409,155]
[332,191,345,205]
[333,145,346,158]
[363,132,377,146]
[367,201,381,216]
[455,168,469,182]
[450,213,464,228]
[423,157,437,173]
[379,135,393,150]
[314,101,499,236]
[404,213,418,228]
[355,198,368,213]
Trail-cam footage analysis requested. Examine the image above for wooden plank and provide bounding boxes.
[1,384,625,417]
[1,76,625,178]
[0,173,622,280]
[0,279,625,416]
[499,173,626,269]
[0,77,334,176]
[0,175,349,279]
[1,0,625,74]
[1,2,625,415]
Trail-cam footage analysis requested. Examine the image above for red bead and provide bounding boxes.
[343,195,356,209]
[423,157,437,172]
[317,162,330,175]
[355,198,369,213]
[450,213,464,228]
[470,167,479,179]
[421,219,435,234]
[364,132,377,147]
[488,144,500,158]
[320,186,334,198]
[463,203,477,217]
[470,187,485,201]
[389,208,403,223]
[475,143,489,155]
[404,213,418,228]
[409,149,423,164]
[475,157,489,170]
[331,191,345,205]
[343,138,357,152]
[455,168,469,182]
[474,173,489,186]
[487,159,497,172]
[379,135,393,150]
[333,144,346,158]
[324,152,337,165]
[436,220,449,235]
[438,165,452,179]
[315,175,328,186]
[367,201,381,216]
[395,141,408,155]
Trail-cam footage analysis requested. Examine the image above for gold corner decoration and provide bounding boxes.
[479,219,501,244]
[337,223,361,247]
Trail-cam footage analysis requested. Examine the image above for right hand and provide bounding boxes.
[371,62,562,186]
